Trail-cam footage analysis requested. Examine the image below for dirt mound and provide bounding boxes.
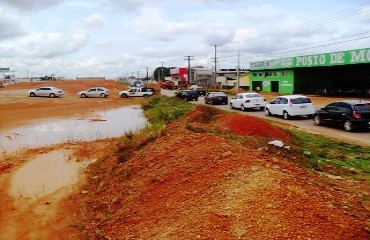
[219,113,291,142]
[79,107,370,239]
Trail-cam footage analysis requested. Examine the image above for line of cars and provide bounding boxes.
[175,89,370,132]
[27,86,154,98]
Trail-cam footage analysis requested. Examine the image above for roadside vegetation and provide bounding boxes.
[291,130,370,179]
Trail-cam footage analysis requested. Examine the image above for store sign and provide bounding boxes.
[0,67,10,71]
[250,48,370,70]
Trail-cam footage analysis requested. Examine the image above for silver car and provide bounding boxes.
[78,87,109,98]
[265,95,315,120]
[28,87,64,98]
[229,92,266,111]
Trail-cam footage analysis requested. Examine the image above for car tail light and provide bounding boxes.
[352,113,361,119]
[245,99,250,103]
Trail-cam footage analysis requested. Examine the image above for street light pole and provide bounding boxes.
[211,44,221,87]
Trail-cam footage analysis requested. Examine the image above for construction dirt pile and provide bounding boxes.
[78,105,370,240]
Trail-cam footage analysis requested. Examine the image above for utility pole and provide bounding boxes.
[236,50,240,92]
[211,44,221,86]
[184,56,194,85]
[146,67,149,82]
[160,61,165,81]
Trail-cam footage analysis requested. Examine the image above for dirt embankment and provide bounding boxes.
[77,106,370,240]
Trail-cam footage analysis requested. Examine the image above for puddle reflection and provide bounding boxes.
[0,106,147,155]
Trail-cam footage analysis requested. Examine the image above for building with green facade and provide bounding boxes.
[249,48,370,94]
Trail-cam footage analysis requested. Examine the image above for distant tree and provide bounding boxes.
[153,67,171,81]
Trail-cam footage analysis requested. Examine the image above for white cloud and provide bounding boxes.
[82,14,105,28]
[132,7,198,41]
[1,0,369,78]
[0,0,64,10]
[359,6,370,23]
[0,29,89,58]
[0,7,26,39]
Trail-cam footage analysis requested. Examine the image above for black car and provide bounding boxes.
[191,87,206,96]
[313,100,370,131]
[205,92,228,105]
[175,90,199,101]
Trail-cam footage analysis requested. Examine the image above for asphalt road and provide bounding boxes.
[161,89,370,147]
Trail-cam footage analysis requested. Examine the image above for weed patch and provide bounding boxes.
[291,130,370,178]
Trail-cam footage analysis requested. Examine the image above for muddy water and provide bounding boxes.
[0,106,147,239]
[0,106,147,155]
[9,149,81,203]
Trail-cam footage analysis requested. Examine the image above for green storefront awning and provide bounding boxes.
[250,47,370,70]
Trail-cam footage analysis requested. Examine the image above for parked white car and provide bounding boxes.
[265,95,315,120]
[28,87,64,98]
[119,87,154,98]
[229,92,266,111]
[78,87,109,98]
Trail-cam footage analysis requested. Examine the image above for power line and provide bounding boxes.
[252,3,370,39]
[216,31,370,65]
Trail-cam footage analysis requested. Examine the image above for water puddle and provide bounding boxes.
[0,106,147,156]
[8,149,81,202]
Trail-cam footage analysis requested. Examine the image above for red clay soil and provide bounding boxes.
[78,106,370,240]
[220,113,291,143]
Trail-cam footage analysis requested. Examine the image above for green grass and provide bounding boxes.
[142,95,195,125]
[291,130,370,176]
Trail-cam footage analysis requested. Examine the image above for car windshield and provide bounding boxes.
[354,104,370,112]
[245,94,261,98]
[291,97,312,104]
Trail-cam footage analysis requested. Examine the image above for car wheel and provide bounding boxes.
[121,93,128,98]
[81,94,87,98]
[195,97,198,101]
[283,111,290,120]
[313,115,322,126]
[344,120,354,132]
[185,97,189,101]
[230,103,234,109]
[101,93,106,98]
[50,93,55,98]
[259,107,264,111]
[241,104,246,111]
[29,92,36,97]
[265,108,271,116]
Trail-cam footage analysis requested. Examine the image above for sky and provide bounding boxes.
[0,0,370,79]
